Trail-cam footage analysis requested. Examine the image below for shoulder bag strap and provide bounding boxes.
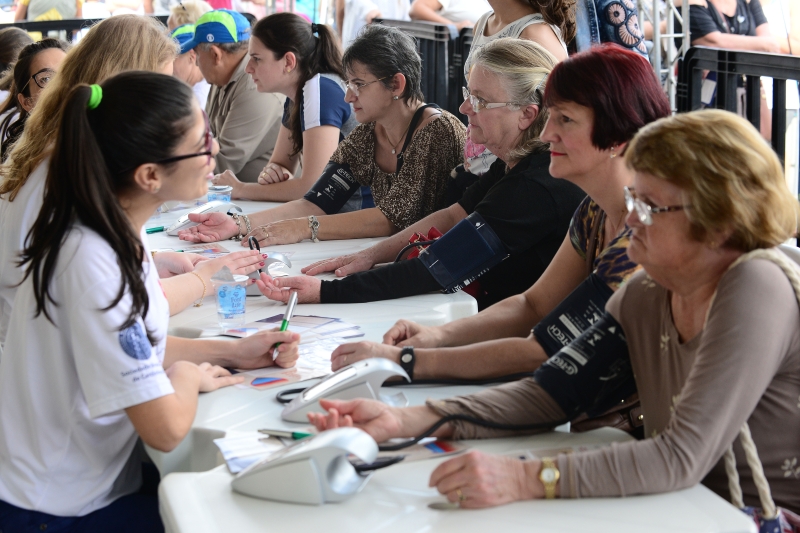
[719,248,800,518]
[396,103,441,174]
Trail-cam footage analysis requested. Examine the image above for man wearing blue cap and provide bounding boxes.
[184,9,283,182]
[171,24,211,110]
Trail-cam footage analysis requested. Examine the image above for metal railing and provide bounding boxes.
[0,15,168,40]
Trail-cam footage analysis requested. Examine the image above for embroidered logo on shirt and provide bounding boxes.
[119,322,151,361]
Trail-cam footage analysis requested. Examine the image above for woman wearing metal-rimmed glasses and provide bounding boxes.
[254,38,585,312]
[0,38,69,162]
[178,23,465,247]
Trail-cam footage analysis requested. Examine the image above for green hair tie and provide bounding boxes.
[87,84,103,110]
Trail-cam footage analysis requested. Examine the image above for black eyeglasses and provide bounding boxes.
[20,68,57,94]
[154,110,213,166]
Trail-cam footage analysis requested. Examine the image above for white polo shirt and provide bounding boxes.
[0,224,173,516]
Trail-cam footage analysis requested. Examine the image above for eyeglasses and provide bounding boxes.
[20,68,57,94]
[154,110,214,167]
[624,186,690,226]
[462,86,520,113]
[345,76,389,97]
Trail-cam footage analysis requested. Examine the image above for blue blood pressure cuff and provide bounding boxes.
[532,273,615,357]
[417,212,508,293]
[534,311,636,419]
[303,162,359,214]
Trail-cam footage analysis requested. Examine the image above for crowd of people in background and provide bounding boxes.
[0,1,799,532]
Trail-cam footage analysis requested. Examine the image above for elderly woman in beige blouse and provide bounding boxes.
[308,110,800,513]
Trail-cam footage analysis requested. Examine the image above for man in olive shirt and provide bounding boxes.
[183,9,284,182]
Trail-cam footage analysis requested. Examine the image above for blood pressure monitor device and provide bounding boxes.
[281,359,410,423]
[246,251,292,296]
[166,201,242,235]
[232,427,378,505]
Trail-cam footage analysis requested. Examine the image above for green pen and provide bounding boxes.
[146,226,166,234]
[272,291,298,358]
[258,429,313,440]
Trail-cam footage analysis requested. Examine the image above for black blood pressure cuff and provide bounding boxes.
[303,162,359,214]
[417,212,509,293]
[533,311,637,419]
[532,273,615,357]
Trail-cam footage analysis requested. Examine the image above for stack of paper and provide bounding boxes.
[232,315,365,391]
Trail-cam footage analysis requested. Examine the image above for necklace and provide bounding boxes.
[385,119,412,155]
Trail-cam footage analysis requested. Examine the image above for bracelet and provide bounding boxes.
[308,215,320,243]
[229,213,251,241]
[189,271,206,307]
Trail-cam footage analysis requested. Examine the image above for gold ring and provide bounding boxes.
[456,488,466,502]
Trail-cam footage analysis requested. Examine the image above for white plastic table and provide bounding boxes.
[147,201,479,474]
[158,428,757,533]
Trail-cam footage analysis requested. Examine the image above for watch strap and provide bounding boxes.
[399,346,415,381]
[539,457,560,499]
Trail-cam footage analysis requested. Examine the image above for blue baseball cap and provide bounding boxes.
[171,24,196,55]
[181,9,251,52]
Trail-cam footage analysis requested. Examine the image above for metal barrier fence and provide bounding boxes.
[0,15,168,40]
[677,46,800,168]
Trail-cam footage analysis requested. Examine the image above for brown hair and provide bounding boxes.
[526,0,576,44]
[626,109,800,251]
[0,15,178,200]
[251,13,343,156]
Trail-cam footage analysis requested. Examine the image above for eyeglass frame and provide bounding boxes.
[153,109,214,167]
[20,67,57,95]
[624,186,690,226]
[344,75,390,97]
[462,86,521,113]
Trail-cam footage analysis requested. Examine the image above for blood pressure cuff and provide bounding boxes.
[534,311,637,419]
[532,273,615,357]
[417,212,508,293]
[303,161,360,214]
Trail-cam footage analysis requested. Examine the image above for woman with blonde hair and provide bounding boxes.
[166,0,212,29]
[0,15,179,348]
[310,110,800,515]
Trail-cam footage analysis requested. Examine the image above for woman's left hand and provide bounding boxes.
[212,170,244,198]
[233,329,301,369]
[154,252,208,278]
[193,250,265,281]
[255,272,322,303]
[429,451,541,508]
[244,219,309,247]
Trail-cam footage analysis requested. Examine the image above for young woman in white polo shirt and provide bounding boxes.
[0,72,300,532]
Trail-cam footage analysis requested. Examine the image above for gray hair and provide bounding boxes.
[198,40,249,55]
[343,24,423,105]
[471,37,557,160]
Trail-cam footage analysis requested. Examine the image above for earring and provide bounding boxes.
[610,146,617,159]
[153,186,161,193]
[392,95,399,100]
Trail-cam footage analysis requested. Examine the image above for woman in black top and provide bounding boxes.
[256,38,585,310]
[686,0,779,53]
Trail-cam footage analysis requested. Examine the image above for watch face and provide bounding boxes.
[401,353,412,363]
[541,468,556,483]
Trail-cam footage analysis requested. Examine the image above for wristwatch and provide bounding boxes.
[399,346,415,381]
[308,215,320,243]
[539,457,560,499]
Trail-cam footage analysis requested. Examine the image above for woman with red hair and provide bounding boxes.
[303,44,671,387]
